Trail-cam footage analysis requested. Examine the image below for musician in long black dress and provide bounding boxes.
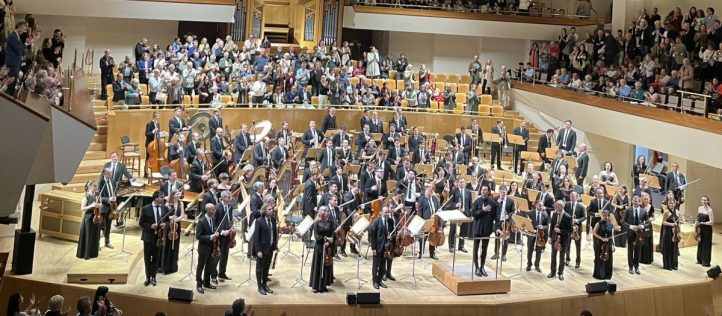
[310,206,337,293]
[639,193,655,265]
[161,189,185,274]
[624,195,648,275]
[696,196,714,267]
[660,199,680,270]
[592,210,618,280]
[139,191,169,287]
[77,181,101,260]
[612,185,629,248]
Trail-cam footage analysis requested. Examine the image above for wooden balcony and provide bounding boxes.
[143,0,236,5]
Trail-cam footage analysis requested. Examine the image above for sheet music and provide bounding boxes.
[295,215,314,235]
[245,221,256,241]
[435,210,471,223]
[351,216,370,235]
[407,215,425,235]
[283,197,297,216]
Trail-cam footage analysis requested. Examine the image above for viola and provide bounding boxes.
[93,202,103,224]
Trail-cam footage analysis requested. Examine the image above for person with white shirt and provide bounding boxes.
[139,191,169,287]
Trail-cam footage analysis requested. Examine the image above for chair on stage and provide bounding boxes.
[119,135,141,177]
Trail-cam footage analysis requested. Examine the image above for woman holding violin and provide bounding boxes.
[696,196,714,267]
[660,198,680,270]
[309,206,337,293]
[77,181,101,260]
[612,185,629,248]
[161,189,186,274]
[592,210,618,280]
[639,192,655,265]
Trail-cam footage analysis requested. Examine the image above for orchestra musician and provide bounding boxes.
[76,181,101,260]
[471,185,496,277]
[639,192,655,265]
[302,120,324,152]
[202,179,220,207]
[377,152,393,181]
[384,124,401,149]
[303,171,320,218]
[398,170,421,212]
[253,137,271,167]
[356,124,372,156]
[186,132,200,164]
[449,176,472,253]
[100,152,136,226]
[418,187,441,260]
[331,126,352,148]
[337,139,353,164]
[412,142,430,165]
[98,168,118,249]
[390,107,408,133]
[631,155,648,188]
[512,121,529,174]
[168,133,186,161]
[168,107,188,136]
[276,121,292,146]
[161,189,185,274]
[547,200,572,281]
[480,169,496,193]
[139,191,168,287]
[660,198,679,271]
[696,196,714,267]
[271,137,289,169]
[575,144,589,185]
[563,192,586,269]
[599,162,620,186]
[537,129,555,165]
[326,195,342,260]
[408,127,424,152]
[341,183,361,255]
[588,175,607,197]
[526,200,549,273]
[612,185,629,247]
[592,210,618,280]
[556,120,576,155]
[388,138,406,166]
[144,111,161,177]
[233,124,253,165]
[189,149,209,193]
[490,120,506,170]
[360,108,372,130]
[303,161,320,183]
[318,139,336,171]
[211,127,227,165]
[321,107,337,133]
[587,188,611,241]
[467,157,483,177]
[319,182,340,208]
[370,206,392,289]
[537,182,555,214]
[369,111,384,133]
[665,162,687,204]
[254,195,278,295]
[365,169,388,201]
[209,109,224,138]
[329,163,348,194]
[212,191,235,282]
[310,205,337,293]
[491,185,514,262]
[623,195,648,275]
[196,203,219,294]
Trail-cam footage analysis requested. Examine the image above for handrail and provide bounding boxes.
[350,2,599,21]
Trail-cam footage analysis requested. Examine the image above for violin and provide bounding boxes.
[167,206,180,241]
[571,210,580,241]
[323,241,334,266]
[93,200,103,224]
[633,220,648,246]
[672,219,682,244]
[554,223,562,251]
[694,220,701,242]
[600,240,610,261]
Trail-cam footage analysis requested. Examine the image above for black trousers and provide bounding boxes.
[372,251,387,283]
[100,74,112,98]
[214,237,230,277]
[513,145,527,173]
[627,237,642,269]
[256,250,272,287]
[418,237,435,257]
[101,212,112,245]
[526,236,542,267]
[196,248,214,287]
[490,144,502,169]
[550,236,568,275]
[473,238,491,269]
[385,257,393,277]
[494,238,509,256]
[448,223,466,250]
[143,241,159,280]
[565,226,582,264]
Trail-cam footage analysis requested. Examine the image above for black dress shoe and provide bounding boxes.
[219,274,232,281]
[575,263,580,269]
[382,275,387,281]
[430,254,439,260]
[197,286,205,294]
[204,284,217,290]
[475,268,482,277]
[312,289,319,293]
[265,278,272,283]
[458,248,468,253]
[526,265,532,271]
[386,275,396,281]
[491,254,499,260]
[264,285,274,294]
[151,277,157,286]
[502,256,507,262]
[535,266,542,273]
[144,279,150,287]
[379,282,388,288]
[211,278,218,285]
[635,268,640,275]
[480,268,488,277]
[417,254,422,259]
[547,273,556,278]
[258,288,267,295]
[340,251,347,257]
[373,282,380,289]
[629,269,634,274]
[558,274,564,281]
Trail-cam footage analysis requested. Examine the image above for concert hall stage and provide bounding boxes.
[1,207,721,316]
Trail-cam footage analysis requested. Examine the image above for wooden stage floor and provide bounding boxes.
[2,214,720,307]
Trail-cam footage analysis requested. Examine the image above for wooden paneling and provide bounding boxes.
[264,4,291,25]
[38,191,85,242]
[352,5,601,27]
[513,82,722,136]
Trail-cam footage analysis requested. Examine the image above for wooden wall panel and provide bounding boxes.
[682,283,715,316]
[653,287,686,316]
[263,4,291,25]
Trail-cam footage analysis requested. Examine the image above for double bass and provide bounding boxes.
[146,126,168,175]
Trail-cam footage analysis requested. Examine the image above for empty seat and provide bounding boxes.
[448,74,460,84]
[458,84,470,93]
[460,74,471,84]
[481,94,493,105]
[491,105,504,116]
[478,104,491,116]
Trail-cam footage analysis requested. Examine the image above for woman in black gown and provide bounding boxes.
[661,199,680,270]
[696,196,714,267]
[592,210,617,280]
[309,206,337,293]
[631,155,648,188]
[639,192,655,264]
[612,185,629,248]
[161,189,185,274]
[77,181,101,260]
[555,175,574,202]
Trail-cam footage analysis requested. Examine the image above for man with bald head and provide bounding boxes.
[99,49,115,100]
[575,143,589,185]
[196,203,220,294]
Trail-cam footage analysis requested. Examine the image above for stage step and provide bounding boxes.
[75,159,107,174]
[70,172,101,184]
[97,125,107,134]
[92,133,107,143]
[51,183,86,192]
[87,142,106,152]
[83,151,106,160]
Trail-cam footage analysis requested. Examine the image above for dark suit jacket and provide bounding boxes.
[418,195,440,219]
[185,141,198,164]
[140,203,170,243]
[97,176,116,214]
[408,134,425,152]
[537,134,553,161]
[168,143,185,161]
[253,216,278,255]
[457,133,472,154]
[412,149,430,165]
[317,147,336,170]
[395,166,410,181]
[494,196,515,229]
[490,125,506,147]
[512,127,529,148]
[336,147,352,162]
[159,181,183,198]
[529,210,549,232]
[471,196,498,236]
[467,164,483,176]
[364,177,387,200]
[575,152,589,180]
[389,116,408,133]
[250,191,264,215]
[331,133,352,148]
[665,172,687,192]
[355,131,371,150]
[209,116,223,138]
[168,117,186,136]
[196,215,216,253]
[214,202,234,231]
[556,128,577,153]
[322,114,337,133]
[329,174,348,193]
[396,179,421,201]
[189,159,205,192]
[452,188,473,216]
[276,130,292,146]
[537,191,556,213]
[233,132,252,163]
[5,31,25,68]
[211,136,225,163]
[145,120,158,146]
[368,216,389,251]
[383,131,401,149]
[369,120,384,134]
[253,143,269,167]
[271,146,288,169]
[388,146,406,164]
[587,197,612,216]
[549,211,573,240]
[359,116,372,130]
[623,207,649,233]
[202,190,220,208]
[303,179,318,216]
[302,128,324,147]
[563,201,587,225]
[468,125,484,143]
[100,161,134,185]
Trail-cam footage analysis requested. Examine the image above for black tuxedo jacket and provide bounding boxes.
[322,114,337,133]
[159,181,183,198]
[556,128,577,152]
[303,179,318,215]
[145,120,158,146]
[471,197,498,236]
[168,116,186,136]
[364,177,387,200]
[412,149,430,165]
[196,215,216,253]
[271,146,288,169]
[549,211,573,240]
[253,143,270,167]
[564,201,587,225]
[369,216,389,251]
[418,195,440,220]
[253,216,278,255]
[318,147,336,170]
[140,203,170,243]
[575,152,589,180]
[189,159,205,192]
[209,116,223,138]
[302,128,324,147]
[408,134,424,152]
[233,132,252,163]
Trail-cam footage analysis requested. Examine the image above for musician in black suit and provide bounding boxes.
[369,206,391,289]
[233,124,253,164]
[318,182,339,208]
[395,159,412,181]
[254,196,278,295]
[341,184,361,255]
[139,191,169,287]
[449,176,473,252]
[388,138,406,165]
[587,187,611,240]
[253,137,271,167]
[186,132,200,164]
[491,185,515,261]
[202,179,220,208]
[452,144,467,165]
[418,187,440,260]
[271,137,289,170]
[512,121,530,174]
[390,108,408,134]
[369,111,384,134]
[575,144,589,185]
[537,129,555,164]
[556,120,577,155]
[337,139,352,163]
[168,107,187,136]
[276,121,292,147]
[98,168,117,248]
[321,107,337,133]
[213,191,235,282]
[412,142,431,165]
[196,203,220,294]
[384,124,402,149]
[665,162,687,203]
[358,162,376,193]
[457,126,472,162]
[331,126,352,148]
[356,124,372,155]
[211,128,226,165]
[624,195,648,275]
[301,121,324,150]
[467,157,483,177]
[303,172,320,218]
[145,111,160,147]
[329,168,348,194]
[563,192,586,268]
[317,140,336,171]
[250,182,265,218]
[471,185,497,277]
[490,120,506,170]
[537,182,556,214]
[303,161,320,183]
[527,201,549,272]
[159,171,183,199]
[168,134,186,162]
[377,153,393,181]
[189,150,209,193]
[548,200,572,280]
[408,127,424,152]
[364,169,388,201]
[468,118,484,148]
[397,170,421,211]
[360,108,372,129]
[100,152,136,187]
[209,109,224,138]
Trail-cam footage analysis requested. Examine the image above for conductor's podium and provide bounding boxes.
[432,262,511,295]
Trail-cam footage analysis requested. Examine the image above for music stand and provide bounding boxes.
[280,197,301,259]
[291,216,314,288]
[240,148,253,165]
[539,171,551,183]
[436,210,472,275]
[456,165,468,176]
[508,215,534,278]
[520,151,541,162]
[371,133,383,142]
[414,164,433,178]
[324,130,337,139]
[179,227,197,282]
[507,134,525,171]
[495,170,515,186]
[643,175,662,190]
[306,148,321,162]
[399,215,425,286]
[545,148,558,161]
[563,156,577,171]
[237,221,257,288]
[606,185,620,198]
[110,197,135,263]
[527,189,540,204]
[345,216,370,289]
[511,196,530,213]
[231,198,251,258]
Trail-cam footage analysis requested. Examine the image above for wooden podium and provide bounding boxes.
[431,262,511,295]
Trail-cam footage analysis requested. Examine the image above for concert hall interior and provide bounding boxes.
[3,0,722,315]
